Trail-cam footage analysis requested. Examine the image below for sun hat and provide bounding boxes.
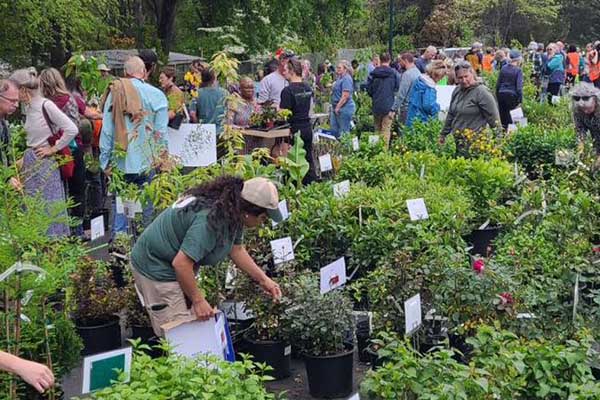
[241,177,283,222]
[97,64,111,72]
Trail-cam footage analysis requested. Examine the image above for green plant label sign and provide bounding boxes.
[82,347,132,394]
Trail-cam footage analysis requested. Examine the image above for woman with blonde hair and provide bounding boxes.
[330,60,355,136]
[39,67,88,236]
[406,60,447,127]
[10,67,78,237]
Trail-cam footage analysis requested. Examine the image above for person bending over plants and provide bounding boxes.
[129,175,283,336]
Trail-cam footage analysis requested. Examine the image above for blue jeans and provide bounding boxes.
[112,172,154,237]
[330,103,356,137]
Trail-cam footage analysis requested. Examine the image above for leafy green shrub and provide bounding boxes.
[360,326,600,399]
[283,273,354,356]
[87,343,280,399]
[503,124,576,175]
[522,97,572,129]
[394,119,455,156]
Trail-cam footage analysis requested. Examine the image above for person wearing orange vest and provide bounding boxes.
[588,43,600,88]
[482,48,494,73]
[566,45,580,87]
[465,42,483,75]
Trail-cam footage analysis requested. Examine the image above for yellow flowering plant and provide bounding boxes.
[454,128,505,159]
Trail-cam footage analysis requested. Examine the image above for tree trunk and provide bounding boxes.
[146,0,180,58]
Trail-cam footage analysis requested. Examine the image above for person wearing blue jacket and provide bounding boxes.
[544,43,566,102]
[406,60,447,127]
[496,50,524,129]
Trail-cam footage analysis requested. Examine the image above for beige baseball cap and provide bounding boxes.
[98,63,111,72]
[241,177,283,222]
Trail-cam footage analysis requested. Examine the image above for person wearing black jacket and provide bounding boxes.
[280,58,316,184]
[366,53,401,149]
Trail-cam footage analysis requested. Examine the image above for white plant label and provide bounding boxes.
[272,200,290,227]
[116,196,124,214]
[333,180,351,199]
[510,107,524,121]
[551,95,561,105]
[406,198,429,221]
[555,149,574,166]
[352,136,360,151]
[284,345,291,356]
[507,124,518,133]
[516,117,528,127]
[320,257,347,294]
[90,216,105,241]
[347,394,360,400]
[124,200,143,219]
[319,153,333,172]
[368,135,380,145]
[270,237,295,265]
[404,293,422,335]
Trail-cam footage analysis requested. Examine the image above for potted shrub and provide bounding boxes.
[71,257,125,355]
[284,272,355,398]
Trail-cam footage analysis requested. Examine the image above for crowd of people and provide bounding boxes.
[3,36,600,393]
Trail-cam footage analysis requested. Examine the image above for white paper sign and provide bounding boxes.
[163,312,229,360]
[270,237,295,264]
[352,136,359,151]
[319,153,333,172]
[368,135,380,145]
[320,257,347,294]
[435,85,457,111]
[90,216,105,241]
[168,123,217,167]
[115,196,124,214]
[516,117,527,127]
[124,200,142,218]
[404,293,422,335]
[510,107,524,121]
[507,124,518,134]
[406,198,429,221]
[271,200,290,227]
[551,95,561,105]
[333,180,351,199]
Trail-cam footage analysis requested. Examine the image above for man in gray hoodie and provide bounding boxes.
[440,61,500,155]
[367,53,401,148]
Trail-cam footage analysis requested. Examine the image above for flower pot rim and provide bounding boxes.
[243,330,288,346]
[303,346,355,360]
[75,314,120,329]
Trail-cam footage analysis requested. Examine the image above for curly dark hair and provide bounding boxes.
[179,175,266,243]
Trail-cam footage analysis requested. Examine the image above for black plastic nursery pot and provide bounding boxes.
[130,325,164,358]
[243,333,291,380]
[76,315,121,356]
[467,226,502,257]
[304,346,354,398]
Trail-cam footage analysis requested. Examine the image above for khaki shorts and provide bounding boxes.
[131,266,193,337]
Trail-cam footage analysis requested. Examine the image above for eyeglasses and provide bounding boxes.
[0,94,19,104]
[573,95,592,101]
[454,61,472,71]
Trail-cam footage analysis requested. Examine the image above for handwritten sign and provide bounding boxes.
[168,124,217,167]
[406,198,429,221]
[319,153,333,172]
[320,257,347,294]
[90,216,105,241]
[270,237,295,265]
[404,294,422,335]
[333,180,351,199]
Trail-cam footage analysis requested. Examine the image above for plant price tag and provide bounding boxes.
[333,180,351,199]
[320,257,347,294]
[270,237,295,265]
[352,136,360,151]
[319,153,333,172]
[90,215,105,241]
[406,198,429,221]
[116,196,124,214]
[404,293,422,335]
[368,135,380,145]
[272,200,290,227]
[510,107,524,121]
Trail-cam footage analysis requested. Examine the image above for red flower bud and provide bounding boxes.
[499,292,514,305]
[472,259,485,274]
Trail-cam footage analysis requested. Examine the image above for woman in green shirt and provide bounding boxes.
[131,175,283,336]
